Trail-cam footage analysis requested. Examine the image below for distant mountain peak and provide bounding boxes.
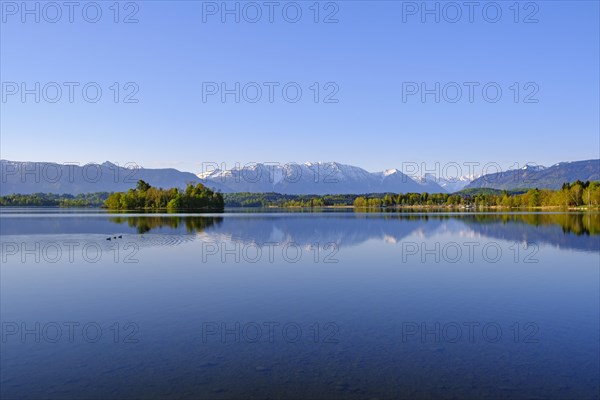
[522,164,546,171]
[382,168,401,177]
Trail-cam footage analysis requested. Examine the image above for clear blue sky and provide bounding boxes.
[1,0,599,174]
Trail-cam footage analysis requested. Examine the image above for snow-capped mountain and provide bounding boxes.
[5,159,593,196]
[418,173,480,193]
[198,162,446,194]
[521,164,547,172]
[376,168,445,193]
[0,159,445,195]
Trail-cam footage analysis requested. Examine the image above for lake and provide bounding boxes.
[1,209,599,399]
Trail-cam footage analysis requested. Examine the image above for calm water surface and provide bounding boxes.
[1,209,599,399]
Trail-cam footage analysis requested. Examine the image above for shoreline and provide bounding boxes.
[1,205,599,212]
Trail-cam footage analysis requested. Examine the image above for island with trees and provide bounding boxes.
[103,180,224,211]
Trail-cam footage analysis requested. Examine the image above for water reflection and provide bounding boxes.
[1,210,598,399]
[109,215,223,234]
[1,212,598,253]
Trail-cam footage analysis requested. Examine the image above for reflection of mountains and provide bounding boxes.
[201,215,445,247]
[1,213,597,253]
[199,214,600,253]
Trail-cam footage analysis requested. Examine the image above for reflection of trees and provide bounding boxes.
[99,212,600,253]
[109,213,599,236]
[109,216,223,234]
[461,213,600,236]
[356,212,600,235]
[355,209,600,235]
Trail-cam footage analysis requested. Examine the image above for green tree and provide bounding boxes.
[136,180,151,192]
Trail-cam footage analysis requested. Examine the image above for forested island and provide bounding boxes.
[103,180,224,211]
[1,180,598,210]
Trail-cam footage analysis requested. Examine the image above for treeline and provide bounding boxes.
[223,193,359,207]
[0,192,109,207]
[353,191,502,208]
[355,181,600,208]
[222,181,600,209]
[104,180,224,211]
[3,181,599,210]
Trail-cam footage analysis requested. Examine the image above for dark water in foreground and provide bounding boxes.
[1,209,599,399]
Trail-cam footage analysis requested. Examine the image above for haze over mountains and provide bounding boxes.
[1,159,598,196]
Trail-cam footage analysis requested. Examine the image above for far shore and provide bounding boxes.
[265,205,599,211]
[2,205,599,212]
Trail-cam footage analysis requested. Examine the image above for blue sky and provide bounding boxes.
[1,0,599,174]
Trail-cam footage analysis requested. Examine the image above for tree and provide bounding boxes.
[527,189,540,208]
[569,181,584,206]
[501,192,513,208]
[136,180,151,192]
[383,194,394,207]
[583,181,600,207]
[354,197,367,208]
[104,192,122,209]
[167,194,182,210]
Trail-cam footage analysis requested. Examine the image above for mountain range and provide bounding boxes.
[0,160,227,196]
[465,160,600,190]
[1,159,598,196]
[197,162,447,194]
